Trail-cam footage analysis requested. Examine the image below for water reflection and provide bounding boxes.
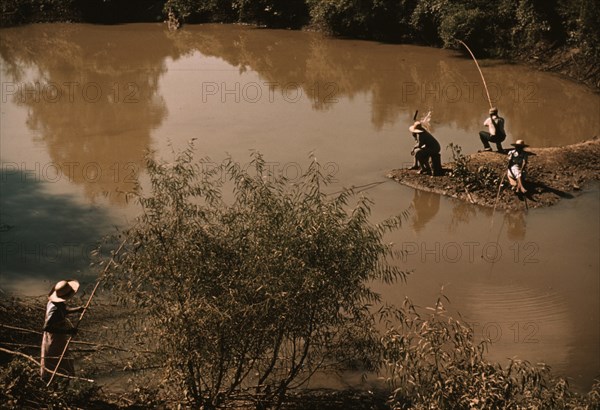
[410,189,440,232]
[1,24,598,205]
[505,210,526,241]
[0,24,171,204]
[0,23,597,389]
[168,24,598,144]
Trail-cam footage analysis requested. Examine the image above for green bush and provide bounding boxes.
[0,0,78,26]
[380,298,599,409]
[438,6,491,54]
[447,143,501,193]
[308,0,414,41]
[105,147,407,408]
[234,0,310,28]
[0,358,99,409]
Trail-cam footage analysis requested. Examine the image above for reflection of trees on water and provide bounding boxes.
[447,200,527,240]
[447,199,495,234]
[169,25,598,143]
[1,24,597,206]
[410,189,440,233]
[0,24,174,204]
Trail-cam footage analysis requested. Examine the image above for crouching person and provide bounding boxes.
[409,121,442,176]
[507,140,529,194]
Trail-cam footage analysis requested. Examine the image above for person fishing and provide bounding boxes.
[409,120,441,175]
[41,279,84,381]
[507,140,529,194]
[479,107,506,152]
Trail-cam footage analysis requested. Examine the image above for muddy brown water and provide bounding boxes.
[1,23,598,391]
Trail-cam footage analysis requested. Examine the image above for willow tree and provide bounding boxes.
[105,146,407,409]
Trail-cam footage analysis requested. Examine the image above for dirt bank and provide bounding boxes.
[387,138,600,211]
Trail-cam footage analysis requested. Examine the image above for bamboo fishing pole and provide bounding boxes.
[456,39,493,109]
[46,236,128,387]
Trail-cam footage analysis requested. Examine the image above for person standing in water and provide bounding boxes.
[41,279,84,381]
[479,107,506,152]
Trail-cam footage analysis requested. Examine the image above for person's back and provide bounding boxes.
[418,130,441,153]
[491,115,506,138]
[480,107,506,152]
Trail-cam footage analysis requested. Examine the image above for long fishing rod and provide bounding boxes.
[46,236,128,387]
[456,39,493,109]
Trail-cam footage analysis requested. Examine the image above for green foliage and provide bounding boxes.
[0,358,98,409]
[438,5,491,54]
[307,0,415,41]
[0,0,78,26]
[2,0,599,77]
[163,0,237,24]
[379,298,599,409]
[105,146,407,408]
[447,143,501,193]
[234,0,310,28]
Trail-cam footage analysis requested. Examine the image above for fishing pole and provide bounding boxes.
[456,39,493,109]
[46,236,128,387]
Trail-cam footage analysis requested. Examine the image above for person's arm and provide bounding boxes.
[43,304,77,334]
[66,306,85,314]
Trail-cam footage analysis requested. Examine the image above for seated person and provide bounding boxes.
[409,121,441,175]
[507,139,529,194]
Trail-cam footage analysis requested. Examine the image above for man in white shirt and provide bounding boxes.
[479,107,506,153]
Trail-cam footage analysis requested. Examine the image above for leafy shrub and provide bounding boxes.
[380,298,598,409]
[308,0,414,41]
[105,146,407,408]
[0,358,99,409]
[447,143,501,193]
[163,0,237,24]
[0,0,78,26]
[438,6,491,54]
[233,0,310,28]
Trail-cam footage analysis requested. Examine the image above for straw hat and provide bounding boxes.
[511,139,529,147]
[409,121,425,133]
[49,280,80,303]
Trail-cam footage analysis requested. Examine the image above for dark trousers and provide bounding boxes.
[415,148,442,174]
[479,131,505,151]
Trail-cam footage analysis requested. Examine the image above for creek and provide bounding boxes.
[0,23,598,390]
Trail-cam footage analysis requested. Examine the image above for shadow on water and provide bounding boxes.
[0,169,112,295]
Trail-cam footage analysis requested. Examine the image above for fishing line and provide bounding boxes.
[456,39,493,109]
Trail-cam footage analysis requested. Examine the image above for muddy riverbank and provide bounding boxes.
[387,138,600,211]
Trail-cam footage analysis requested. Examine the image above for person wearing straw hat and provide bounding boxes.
[507,140,530,194]
[408,121,441,175]
[479,107,506,153]
[40,280,84,381]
